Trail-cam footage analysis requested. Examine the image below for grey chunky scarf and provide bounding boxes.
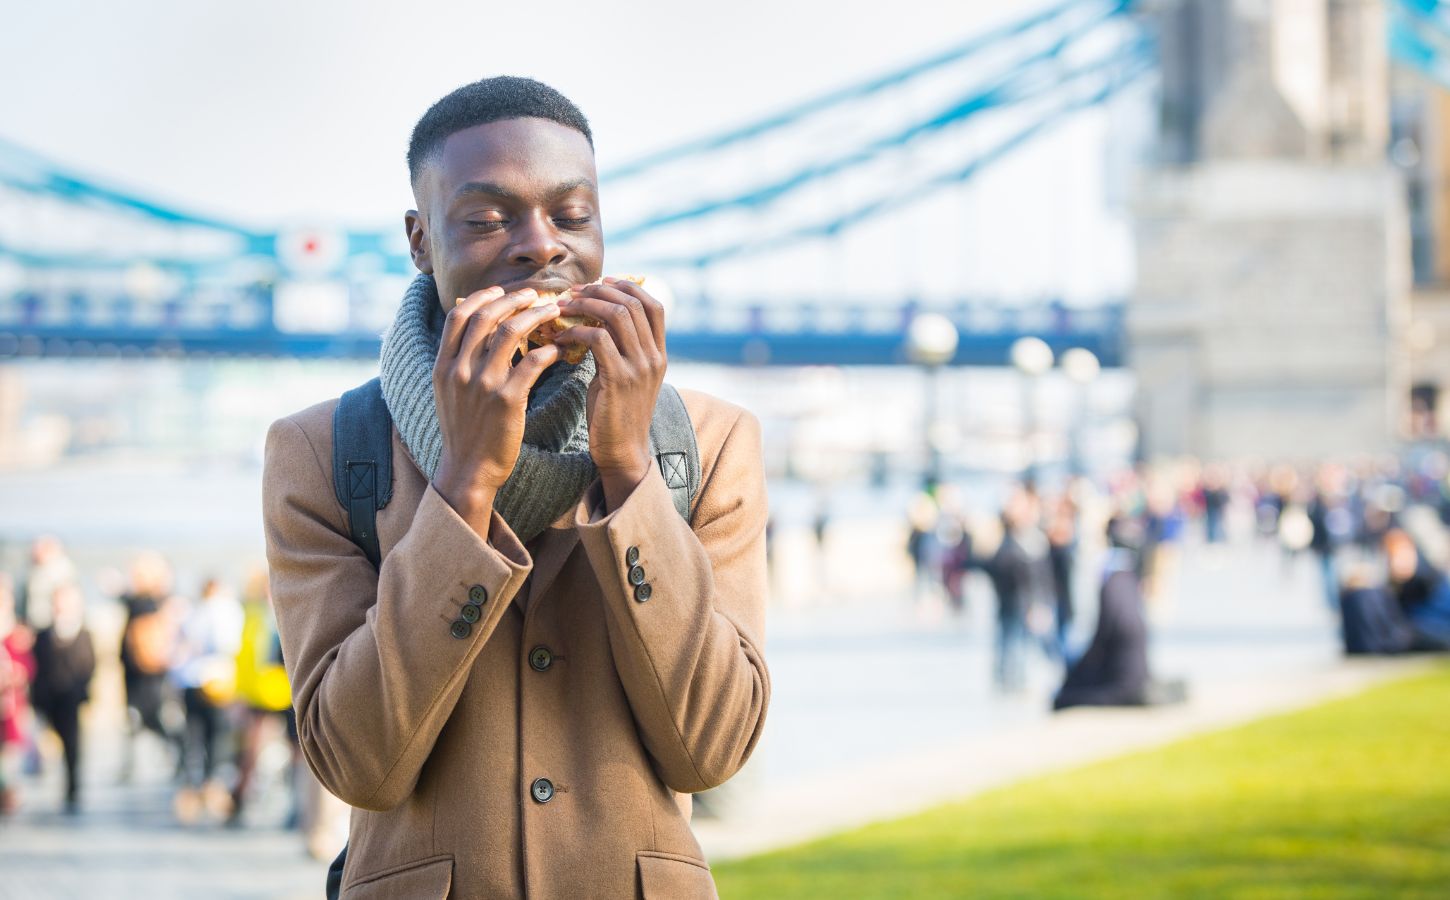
[379,274,597,544]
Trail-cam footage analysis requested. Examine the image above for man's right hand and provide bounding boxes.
[431,286,562,538]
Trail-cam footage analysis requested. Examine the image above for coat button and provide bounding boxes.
[628,565,646,586]
[625,546,640,566]
[529,646,554,672]
[450,620,471,640]
[460,603,481,624]
[468,585,488,604]
[633,583,652,603]
[530,778,554,803]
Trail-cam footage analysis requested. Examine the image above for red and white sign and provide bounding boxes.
[276,227,347,275]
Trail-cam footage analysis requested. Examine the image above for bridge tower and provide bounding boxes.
[1129,0,1409,460]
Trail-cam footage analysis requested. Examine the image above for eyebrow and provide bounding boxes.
[453,178,596,203]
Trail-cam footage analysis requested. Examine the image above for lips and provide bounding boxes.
[502,277,572,296]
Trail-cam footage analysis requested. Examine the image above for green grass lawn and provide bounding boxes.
[714,663,1450,899]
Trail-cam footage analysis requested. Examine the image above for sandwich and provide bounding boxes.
[455,276,646,365]
[525,275,645,365]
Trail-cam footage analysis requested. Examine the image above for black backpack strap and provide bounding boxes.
[332,377,394,568]
[324,378,393,895]
[649,383,701,525]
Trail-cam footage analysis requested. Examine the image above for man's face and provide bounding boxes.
[406,117,603,309]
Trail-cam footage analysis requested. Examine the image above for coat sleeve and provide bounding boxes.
[574,408,770,793]
[262,415,532,811]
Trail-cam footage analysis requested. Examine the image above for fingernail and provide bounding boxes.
[602,276,618,284]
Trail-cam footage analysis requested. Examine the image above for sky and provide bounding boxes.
[0,0,1149,303]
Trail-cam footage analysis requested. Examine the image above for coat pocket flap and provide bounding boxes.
[637,851,717,899]
[347,855,453,899]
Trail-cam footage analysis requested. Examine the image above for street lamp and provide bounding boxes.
[906,313,959,489]
[1061,347,1100,477]
[1010,336,1054,484]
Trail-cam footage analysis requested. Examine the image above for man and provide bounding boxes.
[28,582,95,814]
[262,77,769,898]
[19,536,77,632]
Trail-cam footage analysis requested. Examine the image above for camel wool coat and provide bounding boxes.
[262,387,770,899]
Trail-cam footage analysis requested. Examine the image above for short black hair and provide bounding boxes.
[407,76,593,185]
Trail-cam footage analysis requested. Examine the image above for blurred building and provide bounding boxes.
[1395,38,1450,441]
[1130,0,1410,460]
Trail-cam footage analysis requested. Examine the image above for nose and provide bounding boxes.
[511,210,566,268]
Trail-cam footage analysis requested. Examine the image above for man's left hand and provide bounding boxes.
[556,277,667,510]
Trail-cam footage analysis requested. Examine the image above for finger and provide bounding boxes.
[558,286,645,359]
[569,283,651,353]
[500,343,561,399]
[602,276,665,351]
[446,287,533,369]
[553,324,622,373]
[455,289,543,372]
[478,301,563,378]
[439,286,505,361]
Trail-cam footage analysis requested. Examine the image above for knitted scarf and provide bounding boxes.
[379,274,596,544]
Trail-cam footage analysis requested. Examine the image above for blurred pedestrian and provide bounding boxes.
[907,492,941,605]
[1054,521,1186,711]
[940,514,974,617]
[29,582,95,813]
[0,574,36,814]
[118,552,180,782]
[1046,495,1078,662]
[1340,562,1416,655]
[988,489,1052,692]
[229,568,298,826]
[1255,467,1293,543]
[19,535,76,631]
[1201,465,1231,544]
[1053,542,1151,710]
[170,577,243,823]
[1385,528,1450,650]
[1145,478,1187,605]
[1307,468,1350,610]
[1277,495,1314,576]
[812,493,831,554]
[813,491,833,602]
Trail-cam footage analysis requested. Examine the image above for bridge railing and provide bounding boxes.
[0,283,1123,366]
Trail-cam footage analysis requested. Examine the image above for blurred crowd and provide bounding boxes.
[898,453,1450,709]
[5,451,1450,845]
[0,541,345,858]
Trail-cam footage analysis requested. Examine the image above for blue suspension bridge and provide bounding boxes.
[0,0,1446,367]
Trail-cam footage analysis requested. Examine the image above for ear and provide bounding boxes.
[405,209,433,275]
